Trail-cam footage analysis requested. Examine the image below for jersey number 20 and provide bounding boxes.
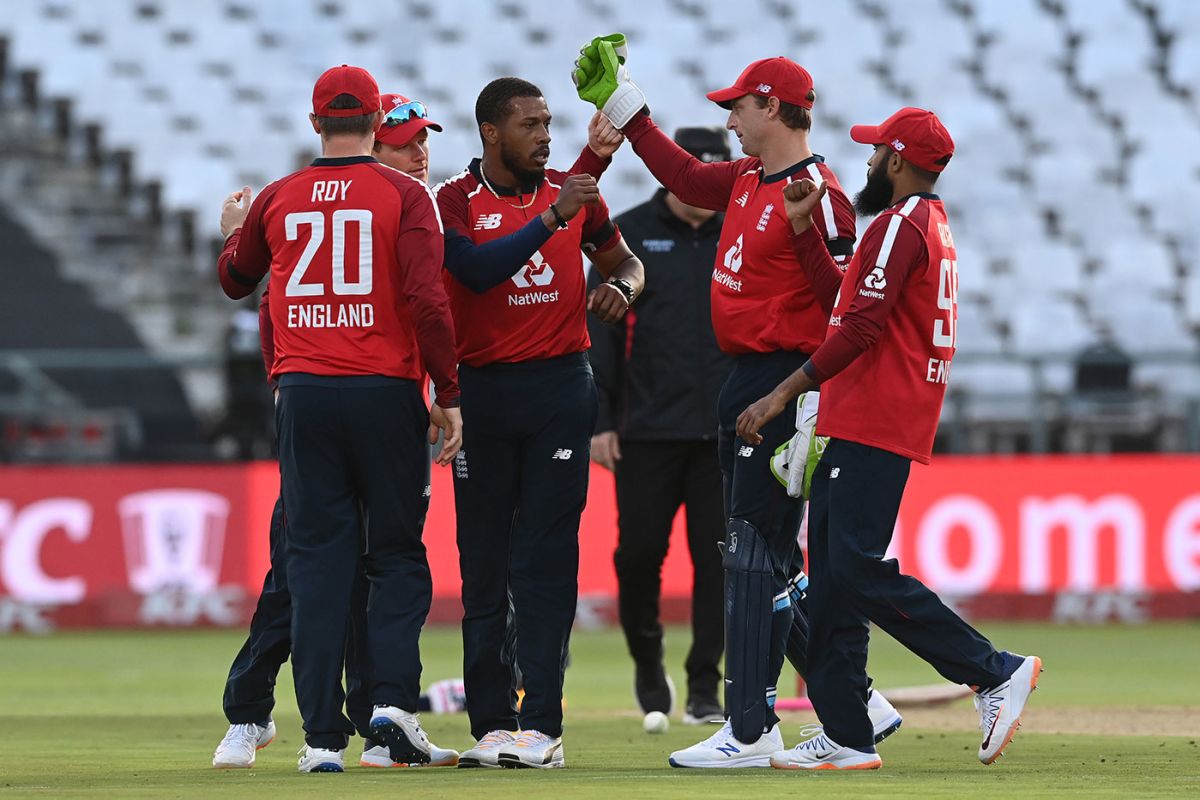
[284,209,373,297]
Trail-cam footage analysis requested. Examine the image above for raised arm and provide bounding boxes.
[784,178,847,313]
[217,185,273,299]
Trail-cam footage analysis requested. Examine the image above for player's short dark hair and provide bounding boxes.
[752,91,814,131]
[315,93,377,137]
[475,77,544,140]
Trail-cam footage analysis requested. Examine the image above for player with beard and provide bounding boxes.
[737,108,1042,771]
[574,39,901,768]
[435,77,644,770]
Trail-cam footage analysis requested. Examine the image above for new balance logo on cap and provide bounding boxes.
[474,213,503,230]
[756,83,772,93]
[891,138,906,151]
[552,449,573,460]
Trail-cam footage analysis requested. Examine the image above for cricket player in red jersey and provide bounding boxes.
[575,41,901,767]
[737,108,1043,770]
[216,65,462,773]
[435,77,644,770]
[213,89,471,771]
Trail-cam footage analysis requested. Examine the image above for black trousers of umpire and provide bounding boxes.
[221,494,373,738]
[454,353,598,741]
[806,438,1014,750]
[277,374,433,750]
[613,440,724,703]
[716,351,810,742]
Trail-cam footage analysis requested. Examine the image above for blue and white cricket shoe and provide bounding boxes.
[868,688,904,743]
[369,705,433,766]
[668,721,783,768]
[296,745,345,773]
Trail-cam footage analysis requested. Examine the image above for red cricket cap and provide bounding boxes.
[850,107,955,173]
[706,57,815,110]
[312,64,381,118]
[375,93,443,147]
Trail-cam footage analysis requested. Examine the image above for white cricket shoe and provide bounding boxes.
[770,726,882,770]
[368,705,433,765]
[360,737,459,768]
[668,720,783,768]
[975,654,1043,764]
[868,688,903,743]
[496,730,565,769]
[458,730,517,768]
[212,719,276,769]
[296,745,345,773]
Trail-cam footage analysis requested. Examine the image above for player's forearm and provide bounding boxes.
[568,144,611,181]
[790,225,845,314]
[217,230,265,299]
[596,253,645,298]
[623,112,734,212]
[443,220,554,293]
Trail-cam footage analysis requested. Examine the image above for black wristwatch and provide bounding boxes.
[607,278,635,305]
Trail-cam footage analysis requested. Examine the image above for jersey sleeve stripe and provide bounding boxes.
[806,163,838,240]
[875,196,922,268]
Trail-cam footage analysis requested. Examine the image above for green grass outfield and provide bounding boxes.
[1,622,1197,798]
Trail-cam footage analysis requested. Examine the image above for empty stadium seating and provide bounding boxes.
[0,0,1196,452]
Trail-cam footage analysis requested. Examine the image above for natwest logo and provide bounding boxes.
[511,250,555,288]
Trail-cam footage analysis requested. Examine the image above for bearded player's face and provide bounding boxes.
[854,144,898,217]
[497,95,552,184]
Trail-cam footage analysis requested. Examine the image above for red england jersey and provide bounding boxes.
[805,193,957,463]
[435,159,621,366]
[217,155,459,406]
[622,113,856,355]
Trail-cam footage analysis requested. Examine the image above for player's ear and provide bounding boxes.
[370,109,384,132]
[309,113,321,136]
[767,96,781,120]
[480,121,499,146]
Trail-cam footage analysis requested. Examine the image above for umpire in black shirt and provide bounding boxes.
[587,127,733,726]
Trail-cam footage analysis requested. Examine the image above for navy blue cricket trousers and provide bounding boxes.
[221,496,374,738]
[277,374,433,750]
[453,353,598,740]
[806,438,1013,749]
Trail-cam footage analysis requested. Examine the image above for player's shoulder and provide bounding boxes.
[432,167,480,199]
[258,166,314,205]
[808,157,846,187]
[544,167,572,188]
[734,156,763,179]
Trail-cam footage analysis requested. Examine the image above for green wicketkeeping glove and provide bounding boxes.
[571,33,646,127]
[769,391,826,500]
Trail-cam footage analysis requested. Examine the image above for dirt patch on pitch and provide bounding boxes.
[780,704,1200,737]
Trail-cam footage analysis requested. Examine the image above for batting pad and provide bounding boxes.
[722,518,777,742]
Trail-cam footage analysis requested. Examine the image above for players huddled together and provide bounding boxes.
[212,33,1041,775]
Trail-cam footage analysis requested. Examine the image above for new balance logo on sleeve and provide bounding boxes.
[552,449,573,460]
